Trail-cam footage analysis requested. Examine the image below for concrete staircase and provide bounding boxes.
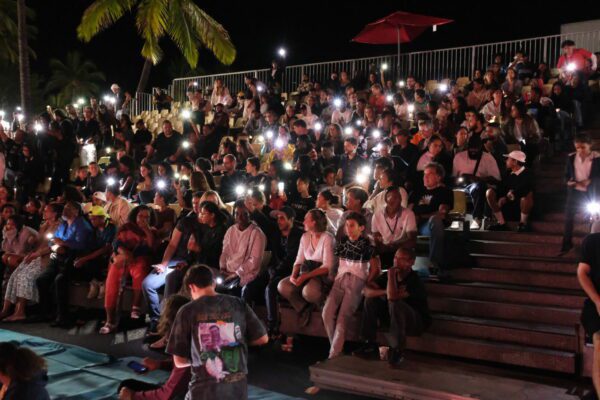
[282,143,596,375]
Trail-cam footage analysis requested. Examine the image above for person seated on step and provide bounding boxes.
[407,162,453,275]
[335,187,372,243]
[577,233,600,400]
[217,200,266,302]
[371,187,417,268]
[264,207,303,340]
[322,212,380,359]
[452,135,501,230]
[72,206,116,301]
[35,201,94,327]
[353,247,431,368]
[118,295,192,399]
[486,150,534,232]
[278,209,335,327]
[561,133,600,255]
[1,204,62,322]
[100,205,158,334]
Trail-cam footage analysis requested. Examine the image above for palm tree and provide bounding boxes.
[44,52,106,103]
[77,0,236,94]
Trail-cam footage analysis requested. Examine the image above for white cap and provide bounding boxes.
[503,150,526,163]
[93,191,107,202]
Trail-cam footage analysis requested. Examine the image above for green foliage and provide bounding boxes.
[44,52,106,104]
[77,0,236,68]
[0,0,36,65]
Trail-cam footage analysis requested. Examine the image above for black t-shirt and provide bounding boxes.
[271,226,303,276]
[174,212,201,260]
[289,195,316,227]
[502,168,534,199]
[152,131,182,161]
[76,119,100,142]
[581,233,600,293]
[375,270,431,327]
[409,185,453,217]
[191,223,227,269]
[219,171,246,203]
[166,295,267,400]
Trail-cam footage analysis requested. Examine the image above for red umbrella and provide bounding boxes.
[352,11,453,68]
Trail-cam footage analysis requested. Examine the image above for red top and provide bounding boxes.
[557,48,593,73]
[132,366,191,400]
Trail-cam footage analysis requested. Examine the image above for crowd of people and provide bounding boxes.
[0,39,597,399]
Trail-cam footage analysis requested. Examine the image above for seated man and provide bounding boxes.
[145,120,182,164]
[219,154,246,203]
[372,187,417,268]
[265,207,303,338]
[35,202,94,326]
[353,247,431,367]
[73,206,117,299]
[142,193,203,333]
[104,185,131,228]
[486,150,534,232]
[452,135,501,229]
[336,187,372,242]
[218,200,266,302]
[408,162,453,274]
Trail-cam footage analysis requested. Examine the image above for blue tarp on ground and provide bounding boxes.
[0,329,298,399]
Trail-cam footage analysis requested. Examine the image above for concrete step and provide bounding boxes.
[426,282,584,309]
[428,297,580,326]
[469,230,584,244]
[429,313,578,352]
[500,221,588,235]
[468,240,578,258]
[448,267,580,290]
[472,253,577,274]
[407,333,576,373]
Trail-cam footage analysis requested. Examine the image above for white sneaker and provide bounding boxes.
[87,280,99,299]
[97,283,105,300]
[450,221,461,230]
[470,219,481,230]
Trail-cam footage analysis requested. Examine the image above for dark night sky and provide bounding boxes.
[25,0,600,92]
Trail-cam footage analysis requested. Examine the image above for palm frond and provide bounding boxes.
[140,35,162,64]
[135,0,168,42]
[165,0,197,67]
[182,1,236,65]
[77,0,136,42]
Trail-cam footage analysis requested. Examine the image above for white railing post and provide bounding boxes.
[470,46,476,75]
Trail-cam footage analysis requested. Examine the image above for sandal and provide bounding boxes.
[149,336,167,350]
[130,307,142,320]
[99,323,117,335]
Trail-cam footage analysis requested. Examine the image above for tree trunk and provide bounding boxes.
[136,59,153,94]
[17,0,31,116]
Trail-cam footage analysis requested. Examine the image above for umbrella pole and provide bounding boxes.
[397,27,401,78]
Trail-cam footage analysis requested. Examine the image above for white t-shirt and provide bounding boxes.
[294,231,336,271]
[371,208,417,245]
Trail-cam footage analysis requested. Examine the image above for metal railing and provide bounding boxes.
[164,29,600,104]
[130,91,154,116]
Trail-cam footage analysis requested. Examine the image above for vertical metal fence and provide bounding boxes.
[150,29,600,108]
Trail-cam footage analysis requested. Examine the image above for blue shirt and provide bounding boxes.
[54,217,94,251]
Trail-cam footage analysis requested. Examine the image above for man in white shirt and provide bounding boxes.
[219,200,267,302]
[453,136,501,229]
[372,187,417,267]
[104,185,131,228]
[365,169,408,214]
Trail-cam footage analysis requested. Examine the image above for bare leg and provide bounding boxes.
[5,298,27,321]
[486,188,500,212]
[0,300,13,319]
[593,333,600,397]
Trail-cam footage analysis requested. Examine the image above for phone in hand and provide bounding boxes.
[127,360,148,374]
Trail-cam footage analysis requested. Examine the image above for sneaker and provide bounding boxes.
[352,342,379,360]
[97,283,105,300]
[87,280,99,300]
[517,222,531,233]
[470,219,481,230]
[388,348,405,368]
[488,223,509,231]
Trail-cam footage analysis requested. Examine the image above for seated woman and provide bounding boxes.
[118,295,191,399]
[316,189,343,236]
[136,162,155,204]
[0,342,50,400]
[0,215,38,301]
[0,204,62,321]
[278,209,335,327]
[100,205,158,334]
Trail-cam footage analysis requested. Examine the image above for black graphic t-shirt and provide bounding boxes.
[167,294,267,400]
